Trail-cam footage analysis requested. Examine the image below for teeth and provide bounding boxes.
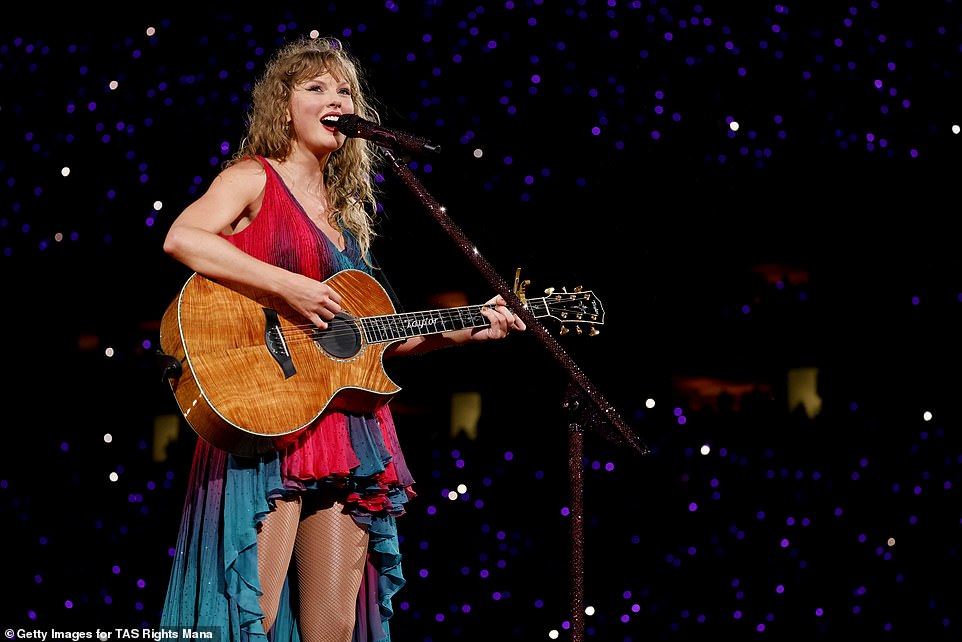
[323,115,339,122]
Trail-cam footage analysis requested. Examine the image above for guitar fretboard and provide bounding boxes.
[360,300,549,344]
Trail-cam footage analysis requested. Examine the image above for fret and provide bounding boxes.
[457,306,487,330]
[362,316,401,342]
[454,307,471,331]
[382,315,405,340]
[405,310,447,335]
[526,298,546,317]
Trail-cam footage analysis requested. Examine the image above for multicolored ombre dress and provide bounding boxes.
[160,155,415,642]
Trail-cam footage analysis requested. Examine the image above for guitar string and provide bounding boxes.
[267,299,600,348]
[268,304,495,348]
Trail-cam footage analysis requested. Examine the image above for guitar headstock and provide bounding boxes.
[514,269,605,336]
[541,286,605,336]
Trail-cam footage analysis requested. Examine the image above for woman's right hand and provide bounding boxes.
[280,272,344,329]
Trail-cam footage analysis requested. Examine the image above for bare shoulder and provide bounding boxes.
[174,157,272,234]
[214,157,269,192]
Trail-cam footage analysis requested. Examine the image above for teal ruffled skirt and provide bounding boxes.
[160,408,414,642]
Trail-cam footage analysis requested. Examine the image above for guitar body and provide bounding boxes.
[160,269,401,456]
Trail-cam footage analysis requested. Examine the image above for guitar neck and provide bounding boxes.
[361,299,549,343]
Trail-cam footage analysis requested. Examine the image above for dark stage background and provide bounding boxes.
[3,2,962,640]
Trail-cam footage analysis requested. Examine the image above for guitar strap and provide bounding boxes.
[344,227,404,313]
[367,251,406,314]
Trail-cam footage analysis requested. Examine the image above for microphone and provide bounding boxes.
[326,114,441,155]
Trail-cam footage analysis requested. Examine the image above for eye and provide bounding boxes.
[338,87,352,96]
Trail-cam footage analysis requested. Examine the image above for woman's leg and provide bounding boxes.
[293,498,370,642]
[256,496,301,632]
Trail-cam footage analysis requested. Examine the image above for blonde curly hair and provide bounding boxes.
[229,35,382,259]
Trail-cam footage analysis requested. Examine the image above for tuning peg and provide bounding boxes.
[575,326,583,335]
[574,285,583,292]
[589,328,599,337]
[559,325,569,336]
[544,287,555,296]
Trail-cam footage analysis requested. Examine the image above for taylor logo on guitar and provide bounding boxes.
[159,268,604,456]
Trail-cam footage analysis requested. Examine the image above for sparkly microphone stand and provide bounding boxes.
[379,144,650,642]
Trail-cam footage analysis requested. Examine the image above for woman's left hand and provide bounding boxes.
[471,295,527,341]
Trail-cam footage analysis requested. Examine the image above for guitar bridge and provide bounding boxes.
[263,308,296,378]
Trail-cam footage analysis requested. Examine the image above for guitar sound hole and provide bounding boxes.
[315,311,362,359]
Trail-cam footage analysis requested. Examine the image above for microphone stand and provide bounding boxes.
[381,148,650,642]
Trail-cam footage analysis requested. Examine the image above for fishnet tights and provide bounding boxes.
[257,495,370,642]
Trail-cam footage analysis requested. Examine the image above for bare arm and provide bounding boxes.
[162,159,343,328]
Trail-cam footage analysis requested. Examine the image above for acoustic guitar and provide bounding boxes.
[159,269,604,456]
